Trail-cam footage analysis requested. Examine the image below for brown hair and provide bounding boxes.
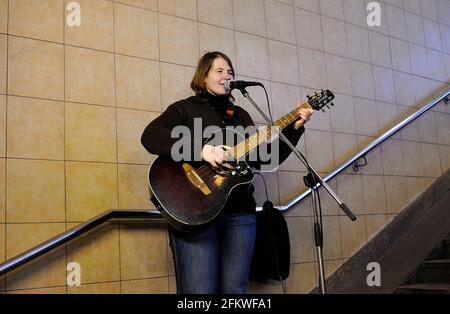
[190,51,235,95]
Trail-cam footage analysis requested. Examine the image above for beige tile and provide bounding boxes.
[325,54,352,96]
[377,102,400,135]
[368,31,392,68]
[268,41,299,85]
[314,176,341,216]
[298,48,327,90]
[361,175,387,214]
[6,223,66,290]
[381,139,404,175]
[67,222,120,284]
[0,0,7,33]
[436,0,450,26]
[324,258,343,279]
[438,145,450,172]
[436,112,450,146]
[405,12,426,46]
[7,159,65,223]
[420,143,442,177]
[390,38,411,73]
[343,0,368,28]
[401,140,424,176]
[197,0,233,29]
[9,0,63,42]
[0,34,5,94]
[340,215,366,258]
[0,223,4,261]
[286,262,317,293]
[114,3,159,59]
[329,94,356,134]
[65,0,113,52]
[66,161,118,222]
[384,175,408,214]
[277,171,310,216]
[365,214,389,241]
[121,277,169,293]
[350,61,375,100]
[117,108,158,164]
[68,281,121,294]
[418,111,438,143]
[198,23,236,67]
[65,103,117,162]
[322,216,343,260]
[7,96,64,160]
[332,132,358,171]
[354,97,379,136]
[116,55,161,111]
[158,0,197,20]
[423,18,442,51]
[305,130,334,173]
[8,286,67,294]
[346,24,371,63]
[404,0,421,14]
[294,0,320,13]
[232,0,266,37]
[321,0,344,20]
[393,71,415,107]
[322,16,348,57]
[265,0,296,44]
[399,107,421,141]
[405,176,425,203]
[286,216,315,263]
[372,66,396,104]
[252,171,280,206]
[386,4,407,38]
[115,0,157,10]
[420,0,438,20]
[159,14,199,67]
[120,222,168,280]
[118,164,155,209]
[235,76,272,124]
[294,8,323,51]
[0,159,4,223]
[409,43,429,77]
[65,46,115,106]
[337,174,365,215]
[357,136,384,175]
[0,95,5,157]
[235,32,269,80]
[8,36,64,100]
[247,279,284,294]
[427,50,446,82]
[160,62,195,111]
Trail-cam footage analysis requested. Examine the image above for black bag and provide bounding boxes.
[250,201,290,281]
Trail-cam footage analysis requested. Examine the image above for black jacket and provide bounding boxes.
[141,94,304,214]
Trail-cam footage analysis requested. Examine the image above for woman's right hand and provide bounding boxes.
[201,144,228,168]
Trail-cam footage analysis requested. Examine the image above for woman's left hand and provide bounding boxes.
[294,101,314,130]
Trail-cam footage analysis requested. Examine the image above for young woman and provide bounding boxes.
[141,51,313,294]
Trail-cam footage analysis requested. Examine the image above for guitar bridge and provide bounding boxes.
[182,163,212,196]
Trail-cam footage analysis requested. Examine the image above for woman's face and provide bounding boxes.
[204,57,234,96]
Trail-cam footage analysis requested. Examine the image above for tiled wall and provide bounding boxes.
[0,0,449,294]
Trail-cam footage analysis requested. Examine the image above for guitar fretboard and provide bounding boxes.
[231,103,311,159]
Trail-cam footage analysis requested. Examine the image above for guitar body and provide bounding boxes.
[148,128,254,232]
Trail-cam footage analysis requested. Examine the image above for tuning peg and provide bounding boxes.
[321,109,325,112]
[331,103,334,106]
[307,95,311,99]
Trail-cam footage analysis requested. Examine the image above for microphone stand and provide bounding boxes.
[238,87,357,294]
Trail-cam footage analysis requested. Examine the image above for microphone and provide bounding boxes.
[223,80,263,92]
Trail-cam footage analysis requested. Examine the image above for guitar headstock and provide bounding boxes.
[305,89,335,112]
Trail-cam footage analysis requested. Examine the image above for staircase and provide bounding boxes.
[396,235,450,294]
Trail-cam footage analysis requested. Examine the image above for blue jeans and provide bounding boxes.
[168,213,257,294]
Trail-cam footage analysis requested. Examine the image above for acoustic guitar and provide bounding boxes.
[148,90,335,232]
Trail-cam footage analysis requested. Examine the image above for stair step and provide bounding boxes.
[396,283,450,294]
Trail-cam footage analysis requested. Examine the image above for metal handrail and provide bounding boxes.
[276,88,449,211]
[0,88,448,276]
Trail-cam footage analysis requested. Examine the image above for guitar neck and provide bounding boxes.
[231,102,311,159]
